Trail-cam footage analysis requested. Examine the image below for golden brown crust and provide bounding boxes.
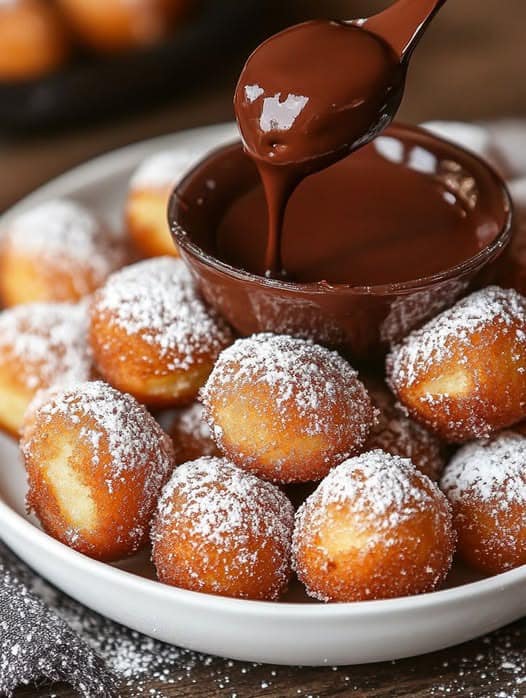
[293,451,455,602]
[89,258,233,408]
[364,376,447,481]
[125,187,179,259]
[21,381,174,562]
[202,334,376,484]
[387,287,526,443]
[164,403,221,465]
[0,199,129,307]
[151,457,294,600]
[441,433,526,574]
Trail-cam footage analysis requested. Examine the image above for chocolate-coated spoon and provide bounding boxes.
[234,0,447,276]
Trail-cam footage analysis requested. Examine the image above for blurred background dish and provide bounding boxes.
[1,0,526,209]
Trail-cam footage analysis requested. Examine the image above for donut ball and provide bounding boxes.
[0,302,92,436]
[57,0,189,53]
[151,456,294,600]
[164,402,220,465]
[387,286,526,443]
[441,432,526,574]
[89,257,233,407]
[364,378,447,481]
[0,199,128,307]
[126,147,212,258]
[201,334,376,484]
[21,381,174,562]
[293,450,455,602]
[0,0,69,81]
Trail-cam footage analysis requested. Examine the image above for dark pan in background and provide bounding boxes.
[0,0,275,133]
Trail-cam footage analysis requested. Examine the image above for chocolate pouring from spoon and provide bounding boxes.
[233,0,447,277]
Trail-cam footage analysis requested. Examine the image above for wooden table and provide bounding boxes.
[14,617,526,696]
[5,0,526,695]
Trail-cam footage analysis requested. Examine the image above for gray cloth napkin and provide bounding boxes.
[0,542,117,698]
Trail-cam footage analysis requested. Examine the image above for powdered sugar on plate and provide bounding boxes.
[92,257,233,371]
[0,302,91,391]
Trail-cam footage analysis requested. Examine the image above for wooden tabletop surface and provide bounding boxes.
[14,617,526,696]
[4,1,526,696]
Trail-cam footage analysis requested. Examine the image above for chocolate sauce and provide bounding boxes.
[170,124,511,356]
[215,133,500,285]
[234,1,447,277]
[235,20,404,276]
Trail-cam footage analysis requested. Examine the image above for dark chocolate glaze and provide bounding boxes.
[169,125,511,357]
[234,20,404,275]
[234,1,447,276]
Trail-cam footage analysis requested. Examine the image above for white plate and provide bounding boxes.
[1,122,526,667]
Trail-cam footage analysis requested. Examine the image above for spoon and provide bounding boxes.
[233,0,447,275]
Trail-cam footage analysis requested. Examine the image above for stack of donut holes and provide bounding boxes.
[3,120,526,603]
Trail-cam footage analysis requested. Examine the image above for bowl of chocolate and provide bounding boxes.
[170,122,512,357]
[170,5,512,358]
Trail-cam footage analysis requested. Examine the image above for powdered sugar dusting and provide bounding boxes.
[23,381,174,494]
[152,456,294,598]
[92,257,233,371]
[0,302,91,391]
[300,450,437,533]
[441,432,526,505]
[293,450,454,601]
[365,380,446,481]
[387,286,526,389]
[2,199,127,294]
[166,402,218,464]
[202,333,374,441]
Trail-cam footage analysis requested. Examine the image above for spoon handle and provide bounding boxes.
[361,0,447,60]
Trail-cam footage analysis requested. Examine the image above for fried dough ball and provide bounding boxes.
[441,432,526,574]
[0,0,69,81]
[0,302,92,436]
[126,148,212,258]
[21,381,174,562]
[364,378,447,481]
[164,402,220,465]
[57,0,189,53]
[293,450,455,602]
[201,334,376,484]
[89,257,233,408]
[151,456,294,600]
[387,287,526,443]
[0,199,128,307]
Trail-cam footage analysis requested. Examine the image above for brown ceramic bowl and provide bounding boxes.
[168,123,513,360]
